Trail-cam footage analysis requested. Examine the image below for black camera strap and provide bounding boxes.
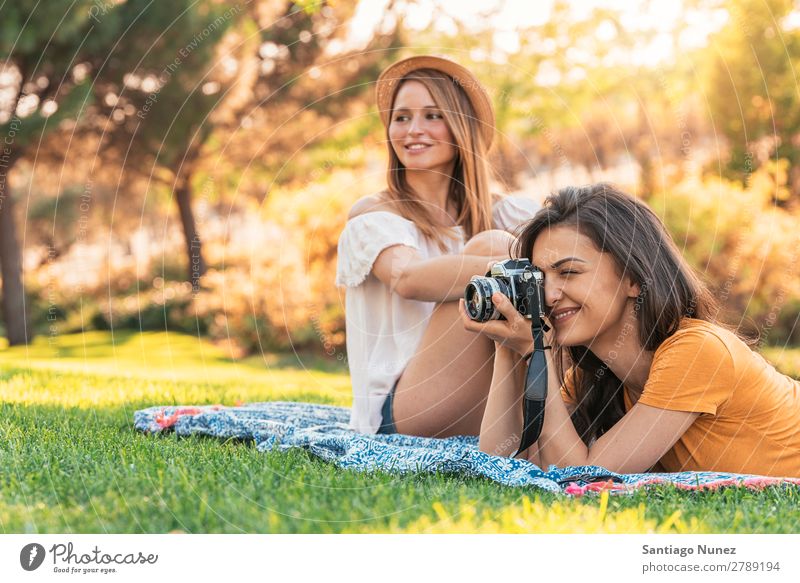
[512,320,549,458]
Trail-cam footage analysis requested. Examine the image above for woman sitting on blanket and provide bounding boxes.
[460,183,800,477]
[336,55,539,437]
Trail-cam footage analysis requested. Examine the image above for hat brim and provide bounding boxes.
[375,55,495,148]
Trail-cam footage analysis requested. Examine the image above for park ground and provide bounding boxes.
[1,331,799,533]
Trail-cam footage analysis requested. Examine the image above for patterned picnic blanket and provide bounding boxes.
[133,401,800,496]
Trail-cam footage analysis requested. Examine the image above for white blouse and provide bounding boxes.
[336,195,541,434]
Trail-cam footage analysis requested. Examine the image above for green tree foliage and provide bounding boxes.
[656,163,800,343]
[0,0,109,345]
[1,1,386,345]
[90,1,248,287]
[705,0,800,196]
[0,0,255,342]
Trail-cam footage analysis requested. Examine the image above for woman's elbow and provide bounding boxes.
[392,273,419,300]
[393,270,437,301]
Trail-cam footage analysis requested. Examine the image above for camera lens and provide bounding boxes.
[464,277,509,322]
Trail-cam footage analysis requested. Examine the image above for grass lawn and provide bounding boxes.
[1,331,799,533]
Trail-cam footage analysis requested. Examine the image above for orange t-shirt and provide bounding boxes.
[561,318,800,477]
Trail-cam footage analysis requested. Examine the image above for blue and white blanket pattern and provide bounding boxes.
[133,401,800,495]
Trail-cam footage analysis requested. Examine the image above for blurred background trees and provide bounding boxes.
[705,0,800,197]
[0,0,103,344]
[1,0,798,355]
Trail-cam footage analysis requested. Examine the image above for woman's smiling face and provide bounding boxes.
[388,80,457,175]
[531,224,640,347]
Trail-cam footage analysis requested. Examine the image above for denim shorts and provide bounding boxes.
[377,378,399,434]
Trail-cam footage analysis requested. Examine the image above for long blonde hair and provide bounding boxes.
[384,68,495,250]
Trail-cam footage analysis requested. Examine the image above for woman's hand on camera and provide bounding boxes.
[458,293,535,357]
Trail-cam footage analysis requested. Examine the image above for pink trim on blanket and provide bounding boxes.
[565,476,800,496]
[154,405,225,429]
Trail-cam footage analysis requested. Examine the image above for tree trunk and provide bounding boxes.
[175,172,207,291]
[0,157,32,345]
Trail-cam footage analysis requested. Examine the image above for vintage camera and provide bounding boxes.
[464,258,545,323]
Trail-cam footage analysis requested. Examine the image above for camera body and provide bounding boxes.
[464,258,546,323]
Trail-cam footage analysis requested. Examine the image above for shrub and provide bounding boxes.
[652,162,800,344]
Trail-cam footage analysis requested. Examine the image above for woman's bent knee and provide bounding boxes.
[463,229,516,256]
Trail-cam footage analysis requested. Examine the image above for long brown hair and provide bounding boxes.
[385,68,495,250]
[514,183,731,445]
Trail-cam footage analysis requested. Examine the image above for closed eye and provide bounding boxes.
[560,270,579,275]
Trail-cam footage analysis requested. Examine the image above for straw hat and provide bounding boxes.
[375,55,496,148]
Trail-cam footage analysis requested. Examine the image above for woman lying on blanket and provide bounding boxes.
[336,55,539,437]
[460,183,800,477]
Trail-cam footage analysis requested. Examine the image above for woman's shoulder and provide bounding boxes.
[339,193,419,250]
[654,318,742,364]
[674,318,744,343]
[348,191,406,220]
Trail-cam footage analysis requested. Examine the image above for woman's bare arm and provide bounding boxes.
[536,365,698,473]
[372,245,509,302]
[477,345,528,457]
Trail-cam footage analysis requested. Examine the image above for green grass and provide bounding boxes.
[1,331,799,533]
